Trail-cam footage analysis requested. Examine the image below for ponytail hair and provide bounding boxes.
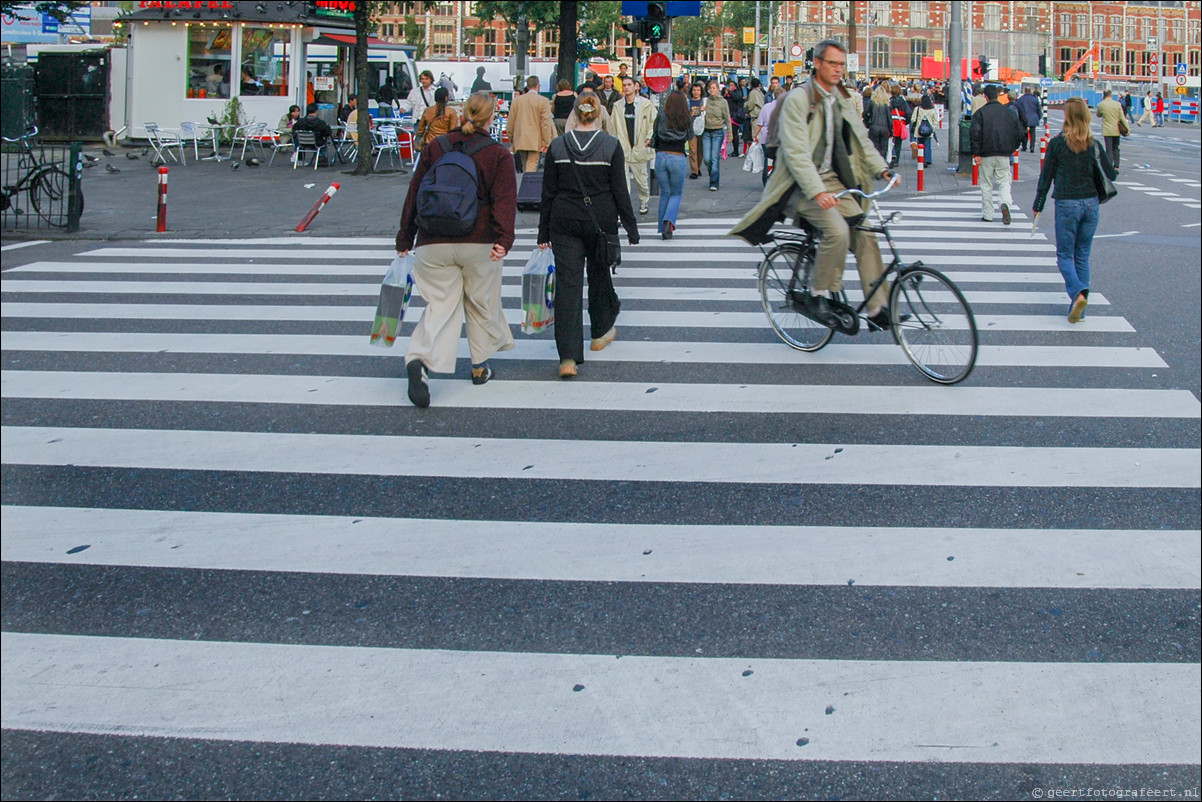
[460,92,495,136]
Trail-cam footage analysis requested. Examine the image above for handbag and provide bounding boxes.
[1118,117,1130,137]
[1091,141,1117,205]
[565,149,621,272]
[692,111,706,137]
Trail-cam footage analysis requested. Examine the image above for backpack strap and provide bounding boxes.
[460,134,496,158]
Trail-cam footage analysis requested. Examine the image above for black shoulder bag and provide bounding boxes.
[564,139,622,273]
[1092,141,1117,205]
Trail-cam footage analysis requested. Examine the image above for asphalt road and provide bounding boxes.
[1,116,1199,800]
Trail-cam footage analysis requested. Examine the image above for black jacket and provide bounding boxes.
[538,129,639,244]
[970,100,1025,157]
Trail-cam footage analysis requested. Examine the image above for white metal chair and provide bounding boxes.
[372,124,400,169]
[292,129,322,170]
[232,122,269,160]
[178,121,203,161]
[266,129,292,167]
[145,122,185,165]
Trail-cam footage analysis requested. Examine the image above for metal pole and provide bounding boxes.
[755,0,761,82]
[949,1,963,166]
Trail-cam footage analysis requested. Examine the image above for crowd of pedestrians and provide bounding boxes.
[389,58,1145,405]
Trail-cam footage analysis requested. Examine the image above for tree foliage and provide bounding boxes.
[0,1,89,24]
[670,1,722,63]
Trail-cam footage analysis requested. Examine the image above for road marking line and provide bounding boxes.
[0,240,49,252]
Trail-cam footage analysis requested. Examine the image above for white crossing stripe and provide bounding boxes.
[0,303,1136,332]
[0,280,1111,304]
[5,506,1196,589]
[5,371,1196,418]
[4,426,1197,488]
[4,633,1198,764]
[0,333,1164,367]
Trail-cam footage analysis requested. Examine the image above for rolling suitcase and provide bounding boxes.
[516,171,542,212]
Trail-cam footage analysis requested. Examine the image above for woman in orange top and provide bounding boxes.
[416,87,459,149]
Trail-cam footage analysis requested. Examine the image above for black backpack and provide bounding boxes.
[415,134,496,237]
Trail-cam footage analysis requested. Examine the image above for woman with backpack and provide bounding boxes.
[911,94,939,165]
[537,94,639,378]
[396,92,517,408]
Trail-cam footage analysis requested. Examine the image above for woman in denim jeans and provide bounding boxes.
[651,90,692,239]
[1032,97,1117,323]
[700,80,732,191]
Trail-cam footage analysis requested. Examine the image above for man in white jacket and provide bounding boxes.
[611,78,658,214]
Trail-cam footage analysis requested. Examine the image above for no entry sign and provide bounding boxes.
[644,52,673,94]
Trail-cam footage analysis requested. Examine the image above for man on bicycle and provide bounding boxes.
[730,39,895,329]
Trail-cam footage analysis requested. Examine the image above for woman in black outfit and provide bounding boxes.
[551,79,576,136]
[538,94,639,378]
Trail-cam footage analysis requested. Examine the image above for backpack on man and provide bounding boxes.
[415,134,496,237]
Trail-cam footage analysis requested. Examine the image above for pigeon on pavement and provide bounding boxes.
[102,149,116,157]
[105,164,120,173]
[126,152,139,160]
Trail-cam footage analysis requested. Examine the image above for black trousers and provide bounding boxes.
[1104,135,1120,169]
[551,229,621,363]
[889,135,904,165]
[762,145,778,187]
[869,129,889,160]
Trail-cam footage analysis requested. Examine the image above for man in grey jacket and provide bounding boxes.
[730,40,895,329]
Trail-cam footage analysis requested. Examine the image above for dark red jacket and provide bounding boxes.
[396,129,517,252]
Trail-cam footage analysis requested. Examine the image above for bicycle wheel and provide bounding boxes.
[890,266,978,384]
[30,167,70,227]
[757,243,837,352]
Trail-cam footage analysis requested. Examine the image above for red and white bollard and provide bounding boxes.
[1039,136,1047,171]
[916,155,924,191]
[156,166,168,233]
[1012,149,1019,181]
[971,156,979,186]
[295,181,340,233]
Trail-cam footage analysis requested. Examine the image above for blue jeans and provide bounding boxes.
[1054,197,1099,303]
[701,128,724,188]
[655,151,686,232]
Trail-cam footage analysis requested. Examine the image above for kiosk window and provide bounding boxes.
[241,27,290,96]
[187,26,231,98]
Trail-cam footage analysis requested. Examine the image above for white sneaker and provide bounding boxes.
[639,204,648,214]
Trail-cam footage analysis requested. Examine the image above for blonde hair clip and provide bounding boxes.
[578,103,596,113]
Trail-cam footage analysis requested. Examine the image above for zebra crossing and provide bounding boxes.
[2,192,1199,797]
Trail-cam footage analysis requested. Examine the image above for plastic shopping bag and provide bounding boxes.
[369,253,415,347]
[521,247,555,335]
[743,142,763,173]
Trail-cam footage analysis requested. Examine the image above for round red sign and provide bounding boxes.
[644,52,673,94]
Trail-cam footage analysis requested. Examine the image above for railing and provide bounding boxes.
[0,135,83,233]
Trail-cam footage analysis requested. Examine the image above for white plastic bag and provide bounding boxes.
[521,247,555,335]
[743,142,764,173]
[370,253,415,347]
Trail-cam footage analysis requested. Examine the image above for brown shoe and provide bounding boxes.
[559,359,577,378]
[1068,292,1088,323]
[590,326,617,352]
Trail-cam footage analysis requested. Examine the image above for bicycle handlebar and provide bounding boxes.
[0,125,39,143]
[833,172,901,201]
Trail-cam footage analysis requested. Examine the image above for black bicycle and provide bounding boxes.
[756,176,978,384]
[0,126,80,228]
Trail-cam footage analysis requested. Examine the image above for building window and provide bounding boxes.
[483,27,498,57]
[186,25,231,98]
[983,3,1001,32]
[909,37,926,71]
[871,36,889,70]
[1189,48,1200,77]
[239,27,289,97]
[1093,17,1105,42]
[434,2,456,15]
[1126,49,1138,76]
[1023,4,1041,34]
[1191,19,1200,47]
[1172,19,1182,44]
[870,0,889,23]
[540,27,558,60]
[431,22,455,56]
[1076,14,1087,38]
[909,2,927,28]
[1109,16,1121,41]
[1059,14,1071,37]
[1058,47,1074,76]
[1127,17,1137,41]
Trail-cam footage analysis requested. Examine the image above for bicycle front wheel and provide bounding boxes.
[890,266,978,384]
[757,243,837,352]
[30,167,70,227]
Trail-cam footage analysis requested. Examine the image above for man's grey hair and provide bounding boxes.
[813,39,846,63]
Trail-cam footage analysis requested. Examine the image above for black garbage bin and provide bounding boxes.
[957,117,974,174]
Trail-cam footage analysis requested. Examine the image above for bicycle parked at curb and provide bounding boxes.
[755,176,979,385]
[0,126,81,228]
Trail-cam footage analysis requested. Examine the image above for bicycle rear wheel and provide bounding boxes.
[757,243,838,352]
[30,166,70,227]
[890,266,978,384]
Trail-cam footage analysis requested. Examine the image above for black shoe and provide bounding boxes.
[407,360,430,408]
[688,172,699,179]
[810,295,839,328]
[866,307,910,332]
[471,364,493,385]
[662,221,674,240]
[981,217,993,223]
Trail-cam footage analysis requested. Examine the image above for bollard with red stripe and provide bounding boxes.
[156,166,168,233]
[295,181,340,233]
[1012,149,1019,181]
[916,155,924,191]
[1039,136,1047,171]
[971,156,979,186]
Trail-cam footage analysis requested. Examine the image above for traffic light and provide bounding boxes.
[978,55,991,79]
[646,2,668,48]
[622,18,643,43]
[804,47,814,72]
[1038,53,1048,77]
